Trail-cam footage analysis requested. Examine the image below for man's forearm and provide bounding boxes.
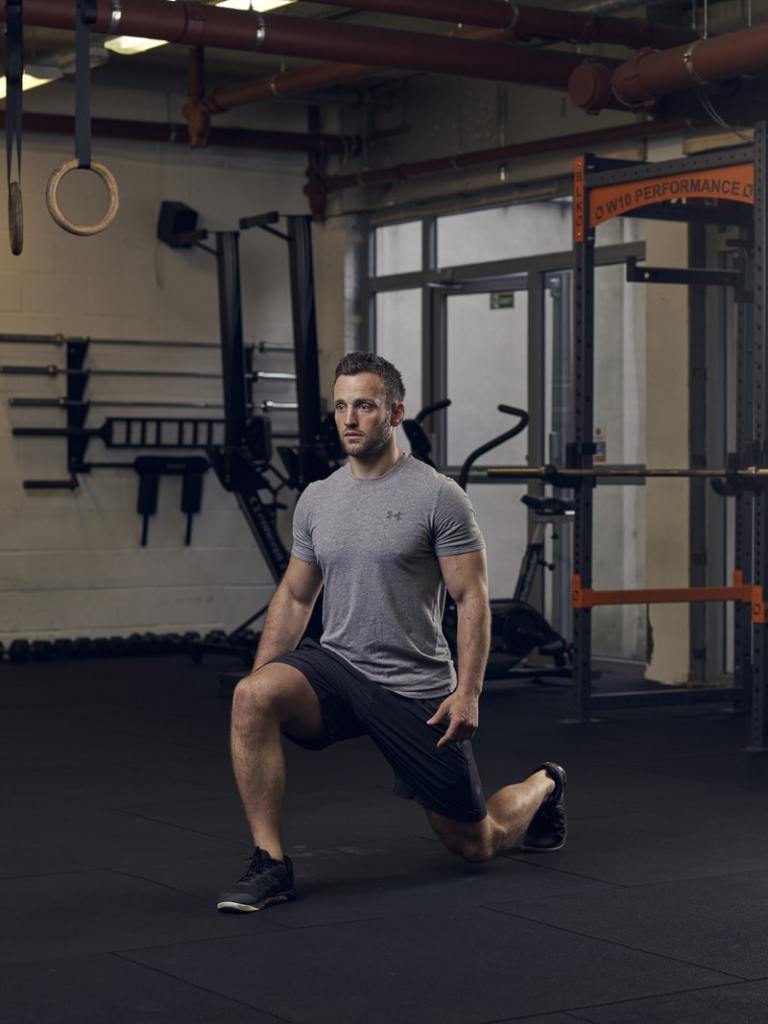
[252,585,316,671]
[454,592,491,696]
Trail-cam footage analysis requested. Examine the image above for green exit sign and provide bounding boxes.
[490,292,516,309]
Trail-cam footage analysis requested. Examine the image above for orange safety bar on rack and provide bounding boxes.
[572,571,768,623]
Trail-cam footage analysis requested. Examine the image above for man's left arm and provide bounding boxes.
[428,549,491,748]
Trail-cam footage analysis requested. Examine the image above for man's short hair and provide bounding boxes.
[334,352,405,409]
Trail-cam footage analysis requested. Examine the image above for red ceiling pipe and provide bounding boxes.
[319,118,693,195]
[199,18,543,116]
[485,10,695,49]
[188,42,205,105]
[298,0,698,50]
[0,110,354,153]
[296,0,520,29]
[185,42,207,143]
[191,8,659,143]
[206,63,377,113]
[8,0,610,88]
[570,22,768,112]
[192,22,530,125]
[185,62,375,146]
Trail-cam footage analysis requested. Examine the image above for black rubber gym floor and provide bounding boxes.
[2,656,767,1023]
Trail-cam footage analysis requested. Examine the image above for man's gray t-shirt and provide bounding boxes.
[291,454,485,699]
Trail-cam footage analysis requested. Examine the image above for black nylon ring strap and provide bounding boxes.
[75,0,97,170]
[5,0,24,255]
[46,0,120,236]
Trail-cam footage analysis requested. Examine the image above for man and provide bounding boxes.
[217,352,566,913]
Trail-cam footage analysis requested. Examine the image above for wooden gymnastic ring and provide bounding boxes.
[45,159,120,236]
[8,180,23,255]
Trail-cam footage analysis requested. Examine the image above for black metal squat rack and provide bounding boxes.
[494,121,768,751]
[489,119,768,749]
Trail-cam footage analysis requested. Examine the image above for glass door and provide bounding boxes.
[442,277,533,607]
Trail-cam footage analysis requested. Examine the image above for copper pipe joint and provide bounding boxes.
[568,61,614,114]
[612,49,665,109]
[181,99,211,147]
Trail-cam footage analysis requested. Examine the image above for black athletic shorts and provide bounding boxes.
[270,639,487,824]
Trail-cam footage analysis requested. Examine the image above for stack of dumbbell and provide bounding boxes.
[1,629,262,665]
[3,631,198,663]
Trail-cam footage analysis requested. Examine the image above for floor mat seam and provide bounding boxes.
[545,976,759,1021]
[502,856,632,889]
[481,904,751,981]
[110,951,298,1022]
[110,807,244,846]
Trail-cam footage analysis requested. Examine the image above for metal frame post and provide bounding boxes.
[688,220,709,683]
[421,216,437,408]
[549,271,574,640]
[286,215,322,479]
[421,217,447,463]
[572,158,597,723]
[527,269,547,613]
[735,239,754,707]
[215,231,248,482]
[363,219,376,352]
[750,121,768,750]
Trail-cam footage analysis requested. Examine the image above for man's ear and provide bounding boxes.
[391,402,405,426]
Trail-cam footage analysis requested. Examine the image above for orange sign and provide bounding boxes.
[587,163,754,230]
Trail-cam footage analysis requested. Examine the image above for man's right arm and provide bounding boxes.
[252,555,323,671]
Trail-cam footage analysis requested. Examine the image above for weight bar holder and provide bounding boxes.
[14,338,223,487]
[11,338,280,488]
[711,445,768,497]
[67,338,89,472]
[135,455,209,547]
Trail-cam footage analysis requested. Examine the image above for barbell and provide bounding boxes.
[486,465,768,480]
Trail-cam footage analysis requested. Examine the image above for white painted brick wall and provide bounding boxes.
[0,130,308,643]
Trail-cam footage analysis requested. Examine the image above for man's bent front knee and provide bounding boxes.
[232,664,324,740]
[231,671,280,725]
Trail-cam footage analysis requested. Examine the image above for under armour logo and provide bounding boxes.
[386,511,402,521]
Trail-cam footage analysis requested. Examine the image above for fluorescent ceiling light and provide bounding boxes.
[0,66,64,101]
[105,0,296,57]
[103,35,167,56]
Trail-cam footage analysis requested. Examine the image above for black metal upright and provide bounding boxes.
[735,233,755,709]
[286,215,322,487]
[216,231,249,474]
[208,228,291,584]
[750,122,768,750]
[572,155,597,723]
[688,221,709,683]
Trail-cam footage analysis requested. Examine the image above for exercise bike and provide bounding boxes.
[404,401,573,682]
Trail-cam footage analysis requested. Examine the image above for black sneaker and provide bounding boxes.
[217,847,296,913]
[521,762,567,852]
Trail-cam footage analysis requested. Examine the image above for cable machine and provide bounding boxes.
[157,204,329,655]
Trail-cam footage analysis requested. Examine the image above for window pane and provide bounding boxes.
[375,221,422,276]
[445,289,528,600]
[438,201,571,268]
[445,290,528,466]
[375,290,422,448]
[590,261,646,660]
[470,485,529,602]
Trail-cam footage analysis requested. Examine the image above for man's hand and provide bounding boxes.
[427,692,479,749]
